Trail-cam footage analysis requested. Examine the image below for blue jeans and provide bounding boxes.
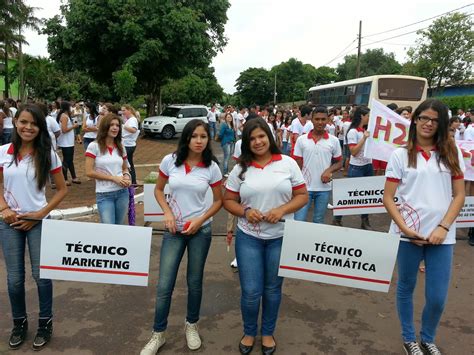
[2,128,13,145]
[83,137,95,152]
[0,221,53,319]
[334,163,374,221]
[294,190,330,223]
[222,142,232,174]
[282,141,290,155]
[397,242,453,343]
[208,121,216,140]
[235,228,284,337]
[153,223,212,331]
[96,188,129,224]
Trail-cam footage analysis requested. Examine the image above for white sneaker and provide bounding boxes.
[230,258,238,268]
[185,321,201,350]
[327,203,333,210]
[140,331,166,355]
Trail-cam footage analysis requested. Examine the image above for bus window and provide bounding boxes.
[378,78,425,101]
[356,82,371,105]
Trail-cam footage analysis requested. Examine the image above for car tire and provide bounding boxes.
[161,125,175,139]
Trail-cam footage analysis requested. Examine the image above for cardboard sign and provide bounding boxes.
[456,196,474,228]
[454,140,474,182]
[40,220,152,286]
[278,220,399,292]
[364,98,410,162]
[143,184,213,222]
[332,176,399,216]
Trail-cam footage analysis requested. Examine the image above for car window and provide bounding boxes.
[160,107,180,117]
[199,108,208,117]
[179,108,193,118]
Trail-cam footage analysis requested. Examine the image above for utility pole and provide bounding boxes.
[356,20,362,78]
[273,72,277,106]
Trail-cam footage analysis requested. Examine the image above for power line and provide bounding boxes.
[364,3,473,38]
[323,38,357,66]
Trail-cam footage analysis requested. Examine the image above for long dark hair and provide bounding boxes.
[86,102,98,123]
[9,104,53,190]
[407,99,462,175]
[56,101,71,123]
[96,113,124,155]
[239,117,281,180]
[174,119,218,167]
[346,106,370,141]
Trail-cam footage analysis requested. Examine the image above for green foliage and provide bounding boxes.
[435,95,474,112]
[336,48,402,81]
[404,12,473,90]
[43,0,230,115]
[235,67,273,106]
[113,66,137,101]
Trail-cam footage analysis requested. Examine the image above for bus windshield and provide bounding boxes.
[378,78,425,101]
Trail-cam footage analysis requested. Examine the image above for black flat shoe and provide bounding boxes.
[261,336,276,355]
[239,335,254,354]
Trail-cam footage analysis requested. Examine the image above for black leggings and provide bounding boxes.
[125,145,137,185]
[61,146,76,180]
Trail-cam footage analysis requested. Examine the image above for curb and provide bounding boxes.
[50,192,144,220]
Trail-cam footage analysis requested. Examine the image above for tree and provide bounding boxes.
[235,67,273,106]
[403,12,474,92]
[336,48,402,81]
[43,0,230,115]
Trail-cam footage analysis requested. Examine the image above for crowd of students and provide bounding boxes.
[0,98,471,355]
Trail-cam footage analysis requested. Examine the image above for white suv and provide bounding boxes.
[142,104,209,139]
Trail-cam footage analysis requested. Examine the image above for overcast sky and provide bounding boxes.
[24,0,473,94]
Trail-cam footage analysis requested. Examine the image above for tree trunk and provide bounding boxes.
[158,86,162,114]
[3,43,9,99]
[18,25,25,102]
[146,92,158,117]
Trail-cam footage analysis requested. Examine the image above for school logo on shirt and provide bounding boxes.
[166,195,184,230]
[397,203,421,233]
[4,190,20,212]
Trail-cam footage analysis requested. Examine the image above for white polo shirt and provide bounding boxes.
[46,114,60,150]
[290,118,313,136]
[0,143,62,214]
[233,139,242,160]
[83,114,98,139]
[325,123,336,136]
[225,154,306,239]
[159,153,222,232]
[463,124,474,141]
[57,116,75,148]
[347,127,372,166]
[293,131,342,191]
[385,146,465,244]
[85,142,128,193]
[122,116,140,147]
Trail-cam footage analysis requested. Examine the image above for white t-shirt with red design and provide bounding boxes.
[0,143,62,214]
[85,142,128,193]
[159,153,222,232]
[293,131,342,191]
[346,127,372,166]
[385,146,465,244]
[225,154,306,239]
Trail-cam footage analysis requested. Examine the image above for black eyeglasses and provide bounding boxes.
[417,115,439,126]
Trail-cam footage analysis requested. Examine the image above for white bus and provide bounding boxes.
[307,75,428,109]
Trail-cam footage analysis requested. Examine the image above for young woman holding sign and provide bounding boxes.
[383,99,465,355]
[85,113,131,224]
[223,118,308,355]
[140,119,222,354]
[0,104,67,350]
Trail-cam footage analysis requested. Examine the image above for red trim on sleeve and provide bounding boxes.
[232,156,239,161]
[292,183,306,191]
[347,144,357,148]
[225,187,240,195]
[452,174,464,180]
[50,166,62,175]
[123,156,128,160]
[333,156,342,162]
[158,169,169,179]
[0,167,3,172]
[210,180,222,188]
[292,155,303,160]
[85,152,96,159]
[386,177,400,183]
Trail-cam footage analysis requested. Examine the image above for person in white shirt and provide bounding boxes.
[293,106,342,224]
[333,106,373,229]
[0,104,67,351]
[280,116,292,155]
[1,101,14,144]
[141,119,222,354]
[233,107,245,138]
[383,99,465,355]
[223,118,308,354]
[289,105,313,156]
[56,101,80,186]
[325,111,337,136]
[121,105,140,185]
[207,105,217,140]
[85,113,131,224]
[82,102,99,151]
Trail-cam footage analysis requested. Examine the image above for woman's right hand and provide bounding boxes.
[2,208,18,224]
[163,212,177,234]
[245,208,264,224]
[112,176,130,187]
[403,228,429,246]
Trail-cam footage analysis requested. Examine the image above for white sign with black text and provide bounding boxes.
[278,220,399,292]
[40,220,152,286]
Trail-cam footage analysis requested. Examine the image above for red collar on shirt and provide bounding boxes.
[356,127,365,132]
[249,154,282,169]
[307,130,329,143]
[184,161,206,174]
[6,143,31,161]
[106,145,118,155]
[415,145,437,161]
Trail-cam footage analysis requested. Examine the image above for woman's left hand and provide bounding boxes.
[11,211,44,231]
[181,217,204,235]
[428,226,447,245]
[264,207,285,224]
